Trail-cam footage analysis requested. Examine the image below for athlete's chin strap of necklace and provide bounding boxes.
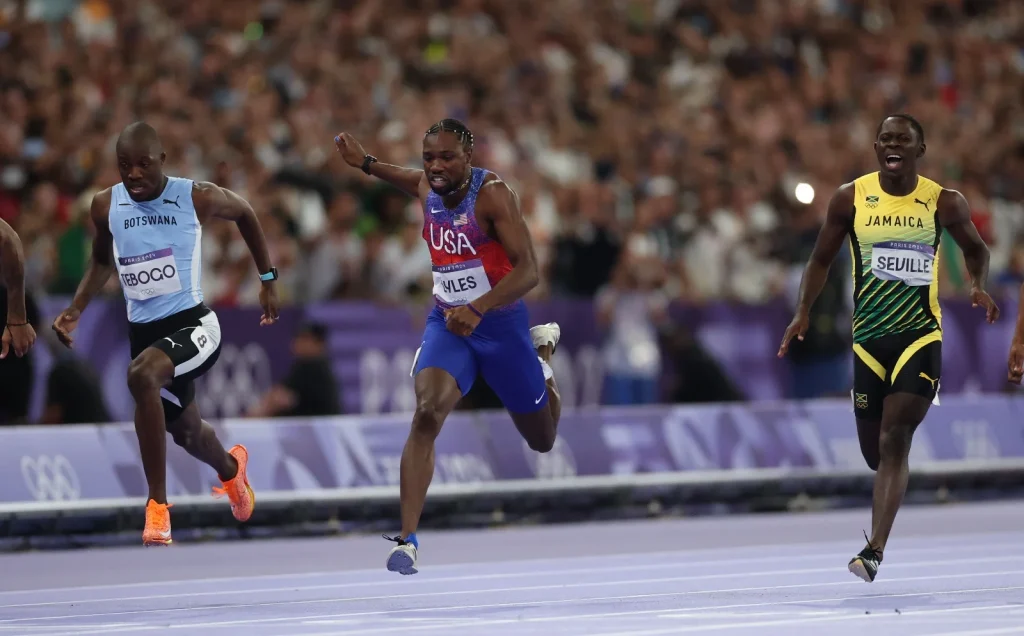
[450,171,471,196]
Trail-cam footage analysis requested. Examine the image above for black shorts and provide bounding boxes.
[852,328,941,421]
[128,303,222,422]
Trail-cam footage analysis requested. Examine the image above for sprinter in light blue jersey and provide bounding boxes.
[52,122,280,546]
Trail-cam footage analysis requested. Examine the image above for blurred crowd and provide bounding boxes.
[2,0,1023,312]
[3,0,1024,420]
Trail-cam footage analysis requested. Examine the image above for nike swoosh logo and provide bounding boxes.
[535,392,546,404]
[430,208,444,214]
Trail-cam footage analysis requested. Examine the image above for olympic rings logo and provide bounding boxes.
[20,455,82,501]
[197,342,271,418]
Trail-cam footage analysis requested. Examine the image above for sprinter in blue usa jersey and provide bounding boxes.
[336,119,563,575]
[52,122,279,545]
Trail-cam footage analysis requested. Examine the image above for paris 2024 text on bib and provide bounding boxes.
[870,241,935,287]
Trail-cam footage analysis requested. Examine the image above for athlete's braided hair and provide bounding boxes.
[425,118,474,150]
[877,113,925,144]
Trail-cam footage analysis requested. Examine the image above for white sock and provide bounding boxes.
[537,356,553,381]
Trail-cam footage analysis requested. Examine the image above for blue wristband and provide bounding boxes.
[467,303,484,318]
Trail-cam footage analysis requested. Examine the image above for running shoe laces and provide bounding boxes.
[859,530,883,563]
[383,533,409,546]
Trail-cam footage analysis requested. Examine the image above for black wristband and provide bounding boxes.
[6,321,28,327]
[361,154,378,175]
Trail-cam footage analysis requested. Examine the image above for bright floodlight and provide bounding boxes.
[795,182,815,204]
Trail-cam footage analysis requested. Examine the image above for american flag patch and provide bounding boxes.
[453,213,469,226]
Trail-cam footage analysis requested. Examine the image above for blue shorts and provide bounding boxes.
[412,303,549,414]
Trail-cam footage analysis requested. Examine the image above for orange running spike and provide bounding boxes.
[211,444,255,522]
[142,499,173,546]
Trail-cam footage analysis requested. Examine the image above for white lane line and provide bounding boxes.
[11,569,1023,629]
[924,627,1024,636]
[33,585,1024,636]
[3,534,1022,599]
[5,547,1024,610]
[222,591,1024,636]
[277,587,1024,636]
[590,603,1023,636]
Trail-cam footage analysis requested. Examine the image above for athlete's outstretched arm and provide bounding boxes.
[937,188,998,323]
[53,190,115,348]
[335,133,424,198]
[778,183,854,357]
[471,181,539,312]
[193,182,279,324]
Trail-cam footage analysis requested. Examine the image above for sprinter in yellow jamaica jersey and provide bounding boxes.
[778,114,999,583]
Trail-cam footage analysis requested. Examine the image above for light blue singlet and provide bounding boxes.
[108,176,204,324]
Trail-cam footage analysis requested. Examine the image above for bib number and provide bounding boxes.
[870,241,934,287]
[432,259,491,306]
[117,248,183,300]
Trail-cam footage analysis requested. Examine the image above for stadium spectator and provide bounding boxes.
[40,329,111,424]
[3,0,1023,414]
[247,322,341,418]
[3,0,1022,310]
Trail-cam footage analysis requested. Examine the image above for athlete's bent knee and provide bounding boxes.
[411,402,446,440]
[168,424,193,449]
[166,417,199,449]
[127,359,163,396]
[515,412,556,453]
[864,446,880,471]
[527,432,555,454]
[862,452,880,472]
[878,425,913,461]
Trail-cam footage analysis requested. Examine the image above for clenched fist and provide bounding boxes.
[334,133,368,169]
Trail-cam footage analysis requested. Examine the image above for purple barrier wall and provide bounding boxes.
[28,293,1022,420]
[5,395,1024,505]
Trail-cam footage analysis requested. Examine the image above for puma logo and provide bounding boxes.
[163,196,180,209]
[914,198,931,212]
[919,372,938,390]
[164,337,182,349]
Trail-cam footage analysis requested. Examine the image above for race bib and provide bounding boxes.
[870,241,935,287]
[117,248,183,300]
[432,259,492,306]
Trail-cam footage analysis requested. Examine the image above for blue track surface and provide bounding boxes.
[1,502,1023,635]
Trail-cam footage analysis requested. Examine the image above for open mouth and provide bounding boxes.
[884,155,903,170]
[429,176,448,188]
[128,184,147,196]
